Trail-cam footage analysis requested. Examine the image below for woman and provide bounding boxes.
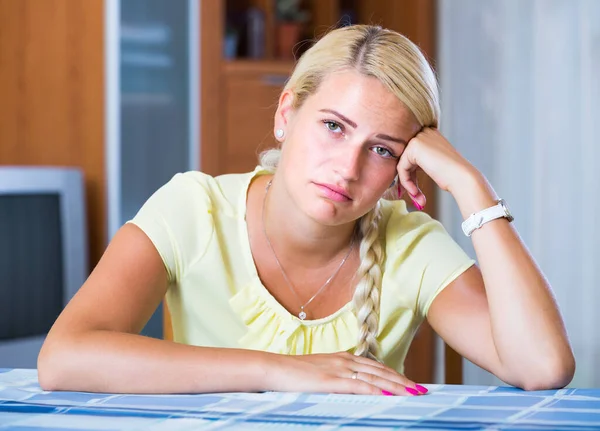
[38,25,575,396]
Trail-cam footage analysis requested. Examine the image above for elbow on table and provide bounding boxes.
[519,353,576,391]
[37,342,70,392]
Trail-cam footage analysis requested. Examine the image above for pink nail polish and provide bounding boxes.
[405,387,419,396]
[415,384,428,394]
[397,183,403,197]
[381,390,393,396]
[412,199,423,211]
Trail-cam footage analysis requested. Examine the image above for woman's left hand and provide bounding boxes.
[396,128,478,209]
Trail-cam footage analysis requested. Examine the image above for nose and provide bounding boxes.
[334,145,362,182]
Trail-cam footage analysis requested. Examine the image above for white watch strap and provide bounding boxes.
[461,202,508,237]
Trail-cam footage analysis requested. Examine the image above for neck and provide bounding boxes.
[261,175,357,268]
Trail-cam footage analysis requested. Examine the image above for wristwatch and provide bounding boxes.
[461,199,514,237]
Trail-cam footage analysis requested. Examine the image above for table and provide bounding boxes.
[0,369,599,430]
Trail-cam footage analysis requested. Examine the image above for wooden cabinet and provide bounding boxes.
[223,61,293,173]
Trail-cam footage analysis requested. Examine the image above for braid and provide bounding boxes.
[352,202,384,361]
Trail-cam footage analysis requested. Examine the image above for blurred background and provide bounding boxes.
[0,0,598,388]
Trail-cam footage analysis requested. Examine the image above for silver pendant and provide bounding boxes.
[299,308,307,320]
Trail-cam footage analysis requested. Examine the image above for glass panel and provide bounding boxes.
[119,0,192,338]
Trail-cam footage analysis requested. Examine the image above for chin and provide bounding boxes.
[305,199,358,226]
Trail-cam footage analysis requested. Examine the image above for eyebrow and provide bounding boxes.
[376,133,408,145]
[319,109,408,145]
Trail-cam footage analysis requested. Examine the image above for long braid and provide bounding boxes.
[352,202,384,361]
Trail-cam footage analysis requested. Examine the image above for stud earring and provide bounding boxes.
[275,129,284,139]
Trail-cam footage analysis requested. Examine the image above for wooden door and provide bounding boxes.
[0,0,105,268]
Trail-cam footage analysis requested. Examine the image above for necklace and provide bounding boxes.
[262,180,355,320]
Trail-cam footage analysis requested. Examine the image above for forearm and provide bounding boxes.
[452,171,574,387]
[38,331,275,394]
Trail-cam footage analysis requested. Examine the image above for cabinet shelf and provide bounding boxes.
[225,0,341,60]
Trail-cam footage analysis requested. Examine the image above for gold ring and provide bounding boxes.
[351,371,358,380]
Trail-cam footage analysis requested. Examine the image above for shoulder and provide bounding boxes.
[157,167,264,214]
[379,198,471,270]
[126,167,264,282]
[128,167,264,242]
[379,199,445,247]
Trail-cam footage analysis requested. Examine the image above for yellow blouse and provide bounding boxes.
[128,166,474,373]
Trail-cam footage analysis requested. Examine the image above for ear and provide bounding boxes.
[274,89,295,134]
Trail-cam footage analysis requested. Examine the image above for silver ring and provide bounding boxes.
[351,371,358,380]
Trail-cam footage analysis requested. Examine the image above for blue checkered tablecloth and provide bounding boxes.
[1,368,599,430]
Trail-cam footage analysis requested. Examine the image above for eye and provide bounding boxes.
[323,120,343,134]
[371,146,396,159]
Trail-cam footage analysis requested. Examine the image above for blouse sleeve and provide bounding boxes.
[127,172,215,285]
[385,206,476,320]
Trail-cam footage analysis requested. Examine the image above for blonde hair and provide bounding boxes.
[260,25,440,361]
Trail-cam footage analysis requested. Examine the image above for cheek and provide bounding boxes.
[355,167,389,196]
[297,130,330,165]
[279,136,317,177]
[369,178,394,198]
[363,157,398,184]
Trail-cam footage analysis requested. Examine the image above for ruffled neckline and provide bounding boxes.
[230,281,358,354]
[228,167,359,354]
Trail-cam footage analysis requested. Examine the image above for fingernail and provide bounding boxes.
[405,387,419,396]
[397,183,403,197]
[415,384,428,394]
[412,199,423,211]
[381,390,393,396]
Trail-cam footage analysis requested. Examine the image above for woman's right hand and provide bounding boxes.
[266,351,426,396]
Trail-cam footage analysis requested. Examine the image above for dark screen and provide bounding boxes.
[0,194,63,340]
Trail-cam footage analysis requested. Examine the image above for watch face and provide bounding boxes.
[498,199,514,222]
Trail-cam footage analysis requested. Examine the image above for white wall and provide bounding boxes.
[438,0,600,388]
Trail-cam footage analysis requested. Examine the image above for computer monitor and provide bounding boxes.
[0,166,88,368]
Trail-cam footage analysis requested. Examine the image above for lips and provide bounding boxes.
[314,182,352,202]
